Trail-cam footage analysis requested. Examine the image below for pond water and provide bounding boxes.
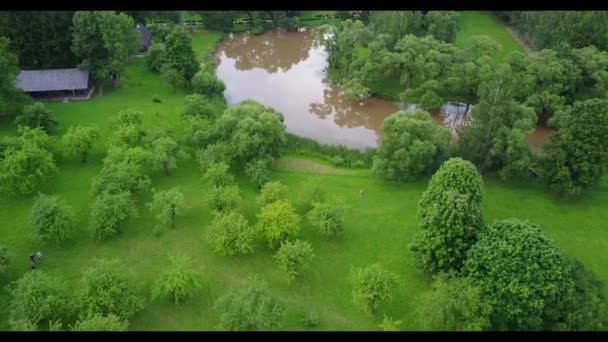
[215,29,550,149]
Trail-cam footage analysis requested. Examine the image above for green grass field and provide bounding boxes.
[0,30,607,331]
[455,11,528,61]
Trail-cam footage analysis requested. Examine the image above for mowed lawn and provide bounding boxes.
[0,30,607,331]
[455,11,528,61]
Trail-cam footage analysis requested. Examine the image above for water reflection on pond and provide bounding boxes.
[215,30,550,149]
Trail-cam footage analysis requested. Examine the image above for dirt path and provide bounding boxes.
[273,156,358,175]
[504,25,534,53]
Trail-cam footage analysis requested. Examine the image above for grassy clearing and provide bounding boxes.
[455,11,528,61]
[0,29,606,331]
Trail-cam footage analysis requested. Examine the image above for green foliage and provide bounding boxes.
[146,187,187,229]
[256,200,301,249]
[214,276,285,331]
[163,26,199,82]
[463,219,575,330]
[199,11,236,32]
[191,70,226,97]
[301,311,320,327]
[0,37,31,118]
[209,184,241,212]
[245,158,271,190]
[273,239,314,283]
[298,179,327,212]
[372,109,451,181]
[197,142,234,172]
[149,131,187,175]
[350,263,398,316]
[79,258,143,320]
[62,125,99,162]
[160,64,185,93]
[71,11,139,93]
[215,99,287,164]
[182,94,225,119]
[202,162,235,188]
[0,127,56,196]
[418,272,492,331]
[30,193,76,244]
[285,134,375,168]
[0,243,8,285]
[185,116,216,148]
[207,210,255,256]
[8,271,72,330]
[89,191,138,240]
[146,43,166,72]
[256,181,289,207]
[307,201,345,239]
[14,103,58,132]
[424,11,460,43]
[72,313,128,331]
[379,315,402,331]
[152,253,201,305]
[542,99,608,197]
[91,159,151,196]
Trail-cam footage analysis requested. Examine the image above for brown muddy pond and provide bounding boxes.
[215,29,550,149]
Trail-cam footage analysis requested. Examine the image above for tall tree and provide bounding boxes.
[0,37,29,119]
[163,26,199,83]
[71,11,139,95]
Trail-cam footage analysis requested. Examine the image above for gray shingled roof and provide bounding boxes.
[136,23,152,49]
[15,68,90,92]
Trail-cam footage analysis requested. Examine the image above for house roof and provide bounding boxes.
[15,68,90,93]
[136,23,152,48]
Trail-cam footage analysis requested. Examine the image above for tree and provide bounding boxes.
[149,131,187,176]
[0,243,8,285]
[146,187,187,229]
[215,100,287,164]
[256,200,301,249]
[298,180,327,212]
[192,70,226,97]
[418,272,492,331]
[207,210,255,256]
[145,42,166,72]
[463,219,575,330]
[8,271,72,330]
[256,181,289,206]
[209,185,241,212]
[0,127,56,196]
[62,125,99,162]
[307,201,345,239]
[91,160,151,197]
[197,142,234,171]
[0,11,77,69]
[152,253,201,305]
[182,94,225,119]
[350,264,398,316]
[542,99,608,197]
[199,11,236,32]
[202,162,235,188]
[79,258,143,320]
[163,26,199,82]
[89,191,138,240]
[185,116,217,148]
[14,103,58,132]
[71,11,139,94]
[72,313,128,331]
[160,64,185,93]
[273,239,314,283]
[372,109,451,181]
[0,37,30,119]
[214,276,285,331]
[30,193,76,244]
[424,11,460,43]
[245,158,271,190]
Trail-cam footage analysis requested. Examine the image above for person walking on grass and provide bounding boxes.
[36,250,42,262]
[360,189,365,198]
[29,255,36,270]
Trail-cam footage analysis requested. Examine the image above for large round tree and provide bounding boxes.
[463,219,575,330]
[410,157,484,274]
[372,109,451,181]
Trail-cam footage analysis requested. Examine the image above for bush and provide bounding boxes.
[214,276,285,331]
[72,313,128,331]
[191,70,226,97]
[302,311,319,327]
[273,239,314,283]
[182,94,225,119]
[307,201,345,238]
[197,142,234,171]
[285,134,375,168]
[146,187,187,229]
[146,43,166,72]
[350,264,398,316]
[14,103,58,132]
[152,254,201,305]
[209,185,241,212]
[257,181,289,206]
[379,315,402,331]
[245,158,271,190]
[79,258,143,320]
[30,193,76,244]
[202,162,235,188]
[298,180,326,212]
[256,200,301,249]
[207,210,255,256]
[62,125,100,163]
[152,95,162,103]
[89,191,138,240]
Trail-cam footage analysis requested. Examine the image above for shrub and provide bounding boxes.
[257,181,289,206]
[350,264,398,316]
[30,193,76,244]
[302,311,319,327]
[256,200,301,248]
[273,239,314,283]
[209,185,241,212]
[207,210,255,256]
[152,254,201,305]
[307,201,345,239]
